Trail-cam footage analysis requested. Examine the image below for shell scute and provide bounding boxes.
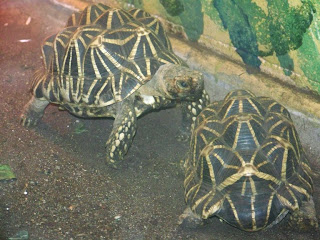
[34,3,184,106]
[185,90,313,231]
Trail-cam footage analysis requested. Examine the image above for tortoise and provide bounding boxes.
[20,3,209,168]
[65,3,172,50]
[182,89,318,231]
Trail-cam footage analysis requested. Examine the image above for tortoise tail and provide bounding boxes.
[31,68,46,98]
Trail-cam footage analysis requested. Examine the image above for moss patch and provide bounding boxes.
[214,0,261,68]
[267,0,314,55]
[277,53,294,76]
[201,0,223,26]
[179,0,204,41]
[120,0,143,9]
[159,0,184,16]
[132,0,144,8]
[235,0,272,56]
[298,31,320,92]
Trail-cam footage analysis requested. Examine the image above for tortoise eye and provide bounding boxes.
[177,80,189,89]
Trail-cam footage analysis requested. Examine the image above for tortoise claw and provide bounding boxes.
[288,198,319,232]
[20,97,48,127]
[20,112,41,127]
[178,208,203,229]
[176,128,191,142]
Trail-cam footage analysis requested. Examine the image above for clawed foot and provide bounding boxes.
[106,159,121,169]
[176,127,191,142]
[106,152,125,170]
[20,110,43,127]
[106,139,128,169]
[289,212,319,232]
[288,199,319,232]
[178,207,203,229]
[20,97,49,127]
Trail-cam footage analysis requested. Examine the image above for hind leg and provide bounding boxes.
[20,96,49,127]
[177,90,210,142]
[178,207,204,229]
[289,197,318,231]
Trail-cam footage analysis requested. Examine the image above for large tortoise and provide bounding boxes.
[182,90,318,231]
[20,4,209,168]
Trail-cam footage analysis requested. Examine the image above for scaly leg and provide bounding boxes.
[20,96,49,127]
[289,197,318,232]
[134,95,176,117]
[178,207,204,229]
[177,90,210,142]
[106,96,137,169]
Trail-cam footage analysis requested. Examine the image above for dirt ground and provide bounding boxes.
[0,0,320,239]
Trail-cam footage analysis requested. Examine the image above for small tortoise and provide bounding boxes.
[182,90,318,231]
[20,4,209,168]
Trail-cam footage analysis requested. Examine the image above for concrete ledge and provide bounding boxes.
[171,37,320,119]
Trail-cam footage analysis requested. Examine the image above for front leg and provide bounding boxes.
[134,95,176,117]
[177,90,210,142]
[106,96,137,169]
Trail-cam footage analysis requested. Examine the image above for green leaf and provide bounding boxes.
[0,164,16,181]
[179,0,204,41]
[8,230,29,240]
[74,122,88,134]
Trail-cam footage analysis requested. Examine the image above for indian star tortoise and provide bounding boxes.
[181,89,318,231]
[20,3,209,168]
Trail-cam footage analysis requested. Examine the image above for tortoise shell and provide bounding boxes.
[33,4,184,106]
[184,89,313,231]
[66,4,172,50]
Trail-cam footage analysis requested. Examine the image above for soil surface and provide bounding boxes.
[0,0,320,239]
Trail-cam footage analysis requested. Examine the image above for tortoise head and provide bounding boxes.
[153,63,204,100]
